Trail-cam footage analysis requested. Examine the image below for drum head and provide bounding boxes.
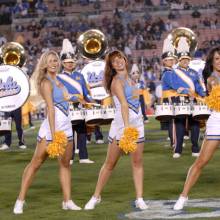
[0,65,30,112]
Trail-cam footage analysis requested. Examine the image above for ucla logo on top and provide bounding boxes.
[0,76,21,98]
[87,70,104,84]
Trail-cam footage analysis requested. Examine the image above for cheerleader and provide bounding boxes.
[174,46,220,210]
[84,50,148,210]
[13,50,81,214]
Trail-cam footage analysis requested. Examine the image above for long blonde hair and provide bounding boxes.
[31,50,61,95]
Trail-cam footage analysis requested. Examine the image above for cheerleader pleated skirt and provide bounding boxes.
[206,111,220,140]
[37,106,73,142]
[108,108,145,143]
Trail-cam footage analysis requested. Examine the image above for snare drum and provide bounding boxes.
[0,112,12,135]
[69,106,85,124]
[155,104,174,121]
[192,104,211,121]
[101,106,116,125]
[174,104,191,118]
[85,107,103,125]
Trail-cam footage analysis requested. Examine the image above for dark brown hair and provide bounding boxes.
[103,50,128,93]
[203,46,220,88]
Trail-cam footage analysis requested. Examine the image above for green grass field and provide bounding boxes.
[1,118,220,220]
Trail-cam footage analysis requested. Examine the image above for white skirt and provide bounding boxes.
[37,106,73,142]
[206,111,220,140]
[108,108,145,143]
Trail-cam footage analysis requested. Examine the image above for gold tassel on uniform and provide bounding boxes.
[205,85,220,112]
[47,131,68,158]
[119,127,139,154]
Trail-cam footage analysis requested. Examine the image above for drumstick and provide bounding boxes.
[68,94,101,107]
[195,97,206,103]
[85,103,101,107]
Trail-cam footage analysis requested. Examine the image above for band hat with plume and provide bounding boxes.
[176,37,191,60]
[162,37,176,60]
[130,63,140,75]
[60,39,76,62]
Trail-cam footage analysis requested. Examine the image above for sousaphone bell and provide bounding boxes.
[0,42,26,67]
[77,29,108,60]
[167,27,198,56]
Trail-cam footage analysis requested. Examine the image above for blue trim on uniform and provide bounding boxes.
[206,134,220,136]
[54,103,69,116]
[206,134,220,140]
[108,136,145,144]
[37,135,42,142]
[137,137,145,143]
[127,102,139,114]
[206,138,220,140]
[108,136,113,143]
[67,135,74,141]
[37,135,73,142]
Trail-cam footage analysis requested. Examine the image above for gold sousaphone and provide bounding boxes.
[77,29,108,60]
[0,42,26,67]
[168,27,198,55]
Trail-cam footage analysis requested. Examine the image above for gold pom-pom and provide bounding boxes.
[47,131,68,158]
[205,85,220,112]
[119,127,139,154]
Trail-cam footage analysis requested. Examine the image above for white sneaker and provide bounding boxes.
[79,159,94,164]
[86,140,91,144]
[144,119,149,124]
[84,196,101,210]
[135,198,148,210]
[173,196,188,210]
[166,137,170,141]
[0,144,9,150]
[75,149,79,154]
[96,139,104,144]
[69,160,73,165]
[184,135,189,140]
[192,152,200,157]
[19,145,27,149]
[62,200,81,210]
[173,153,181,158]
[13,199,25,214]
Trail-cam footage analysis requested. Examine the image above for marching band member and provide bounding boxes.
[130,63,149,123]
[84,50,148,210]
[173,37,205,158]
[57,39,94,164]
[189,50,206,92]
[161,37,177,148]
[162,37,205,158]
[174,46,220,210]
[0,106,27,150]
[13,50,81,214]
